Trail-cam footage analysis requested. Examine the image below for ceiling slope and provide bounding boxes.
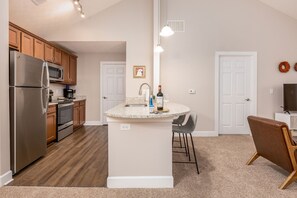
[258,0,297,21]
[9,0,123,37]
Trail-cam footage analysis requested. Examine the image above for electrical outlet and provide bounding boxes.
[120,124,131,131]
[188,89,196,94]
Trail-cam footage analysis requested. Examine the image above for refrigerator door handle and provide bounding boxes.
[41,88,48,114]
[45,62,50,88]
[42,62,50,88]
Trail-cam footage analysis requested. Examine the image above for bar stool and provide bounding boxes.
[172,115,188,155]
[172,113,200,174]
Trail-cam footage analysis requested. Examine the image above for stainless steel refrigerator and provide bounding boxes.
[9,51,49,174]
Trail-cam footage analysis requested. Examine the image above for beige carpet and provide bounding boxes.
[1,135,297,198]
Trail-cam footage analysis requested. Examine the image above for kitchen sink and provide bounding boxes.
[125,104,147,107]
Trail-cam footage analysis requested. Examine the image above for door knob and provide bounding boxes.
[103,96,107,99]
[245,98,251,101]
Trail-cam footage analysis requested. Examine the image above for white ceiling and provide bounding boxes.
[56,41,126,54]
[258,0,297,20]
[9,0,123,37]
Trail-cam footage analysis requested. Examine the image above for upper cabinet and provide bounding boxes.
[54,48,62,65]
[9,25,20,50]
[8,22,77,85]
[21,32,34,57]
[44,44,54,63]
[61,51,70,84]
[69,56,77,85]
[34,39,44,60]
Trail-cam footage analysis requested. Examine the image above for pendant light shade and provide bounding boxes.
[155,44,164,53]
[160,25,174,37]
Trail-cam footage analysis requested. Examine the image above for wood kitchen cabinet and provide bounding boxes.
[69,56,77,85]
[61,51,70,84]
[33,38,44,60]
[44,43,54,62]
[54,48,62,65]
[21,32,34,56]
[73,100,86,131]
[47,105,57,144]
[9,25,20,50]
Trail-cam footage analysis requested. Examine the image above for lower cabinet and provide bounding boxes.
[74,100,86,131]
[47,105,57,144]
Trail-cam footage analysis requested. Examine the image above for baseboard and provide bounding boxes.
[0,171,13,187]
[192,131,218,137]
[84,121,103,126]
[107,176,174,188]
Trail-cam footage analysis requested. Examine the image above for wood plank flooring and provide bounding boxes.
[8,126,108,187]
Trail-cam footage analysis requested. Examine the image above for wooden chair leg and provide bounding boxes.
[279,171,297,189]
[246,152,260,165]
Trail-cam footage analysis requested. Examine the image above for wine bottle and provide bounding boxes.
[156,85,164,111]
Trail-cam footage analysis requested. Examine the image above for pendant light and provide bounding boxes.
[160,0,174,37]
[155,44,164,53]
[155,0,164,53]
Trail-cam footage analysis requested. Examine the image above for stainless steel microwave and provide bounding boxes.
[48,62,64,82]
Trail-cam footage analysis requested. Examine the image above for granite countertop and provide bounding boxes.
[48,102,58,106]
[105,102,190,119]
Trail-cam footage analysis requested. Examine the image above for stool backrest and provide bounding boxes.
[183,113,197,133]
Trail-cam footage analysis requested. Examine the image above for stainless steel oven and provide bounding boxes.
[57,102,74,141]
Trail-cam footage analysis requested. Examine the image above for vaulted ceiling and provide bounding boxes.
[258,0,297,21]
[9,0,123,37]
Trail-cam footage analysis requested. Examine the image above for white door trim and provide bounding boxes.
[215,51,257,135]
[100,61,126,125]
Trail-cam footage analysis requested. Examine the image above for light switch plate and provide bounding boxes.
[188,89,196,94]
[120,124,131,131]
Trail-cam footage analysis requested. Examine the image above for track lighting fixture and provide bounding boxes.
[73,0,86,18]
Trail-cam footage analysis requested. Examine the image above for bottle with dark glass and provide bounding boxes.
[156,85,164,111]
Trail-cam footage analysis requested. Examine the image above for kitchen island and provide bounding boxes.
[105,102,190,188]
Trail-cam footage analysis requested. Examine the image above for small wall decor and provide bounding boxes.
[133,66,146,78]
[279,61,290,73]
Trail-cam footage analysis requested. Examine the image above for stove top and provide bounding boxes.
[52,99,73,104]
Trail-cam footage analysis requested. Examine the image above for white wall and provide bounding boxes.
[76,53,126,123]
[45,0,153,97]
[0,0,11,185]
[161,0,297,131]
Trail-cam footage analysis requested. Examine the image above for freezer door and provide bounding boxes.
[10,87,47,174]
[10,51,45,87]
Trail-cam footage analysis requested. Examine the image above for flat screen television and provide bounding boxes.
[284,84,297,112]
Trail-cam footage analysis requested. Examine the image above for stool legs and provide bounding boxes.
[190,133,200,174]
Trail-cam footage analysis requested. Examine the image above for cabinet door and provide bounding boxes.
[47,112,57,144]
[9,26,20,50]
[21,32,34,56]
[61,51,70,84]
[54,48,62,65]
[69,56,77,85]
[34,39,44,60]
[79,103,85,125]
[73,105,80,129]
[44,44,54,62]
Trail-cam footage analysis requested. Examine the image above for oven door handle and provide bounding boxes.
[58,103,74,108]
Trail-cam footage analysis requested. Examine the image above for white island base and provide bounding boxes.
[107,117,174,188]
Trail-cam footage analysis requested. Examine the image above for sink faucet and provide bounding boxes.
[138,83,152,96]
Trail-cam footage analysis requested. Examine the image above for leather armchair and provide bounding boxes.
[247,116,297,189]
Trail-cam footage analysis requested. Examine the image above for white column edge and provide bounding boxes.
[0,171,13,187]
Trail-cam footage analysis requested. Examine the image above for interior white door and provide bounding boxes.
[102,62,126,124]
[219,55,252,134]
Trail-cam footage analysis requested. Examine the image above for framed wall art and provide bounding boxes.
[133,66,146,78]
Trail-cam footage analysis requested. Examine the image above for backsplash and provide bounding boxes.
[49,84,65,100]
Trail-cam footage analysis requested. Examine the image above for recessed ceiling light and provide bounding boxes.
[80,12,85,18]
